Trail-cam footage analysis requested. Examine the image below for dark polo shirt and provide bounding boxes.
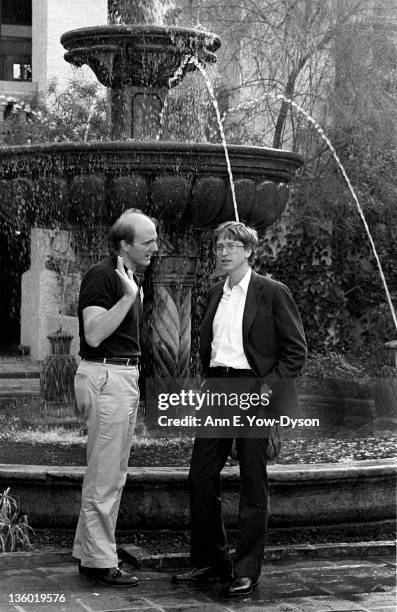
[78,255,142,359]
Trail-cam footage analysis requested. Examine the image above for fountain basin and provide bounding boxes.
[0,459,395,530]
[0,141,303,229]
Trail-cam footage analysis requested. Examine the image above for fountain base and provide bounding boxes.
[0,460,395,530]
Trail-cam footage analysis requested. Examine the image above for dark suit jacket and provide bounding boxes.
[200,270,307,415]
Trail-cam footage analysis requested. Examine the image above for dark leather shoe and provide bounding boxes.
[228,576,258,596]
[96,568,139,587]
[172,566,231,584]
[79,564,139,587]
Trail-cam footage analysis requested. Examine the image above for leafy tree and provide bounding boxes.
[0,79,110,145]
[189,0,397,367]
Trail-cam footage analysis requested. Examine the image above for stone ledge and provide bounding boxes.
[1,460,395,529]
[0,540,395,571]
[0,458,396,484]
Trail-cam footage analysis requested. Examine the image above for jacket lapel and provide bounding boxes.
[242,271,264,340]
[205,282,224,327]
[200,281,224,368]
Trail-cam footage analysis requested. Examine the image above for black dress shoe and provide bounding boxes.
[79,563,139,587]
[228,576,258,596]
[172,566,231,584]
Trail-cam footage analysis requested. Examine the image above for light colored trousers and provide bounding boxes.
[72,359,139,568]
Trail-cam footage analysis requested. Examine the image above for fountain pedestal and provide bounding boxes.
[111,86,166,140]
[150,235,199,380]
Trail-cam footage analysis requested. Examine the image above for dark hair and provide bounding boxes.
[213,221,258,253]
[108,209,157,253]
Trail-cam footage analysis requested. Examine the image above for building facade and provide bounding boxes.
[0,0,107,118]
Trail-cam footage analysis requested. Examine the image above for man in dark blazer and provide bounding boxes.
[173,221,307,596]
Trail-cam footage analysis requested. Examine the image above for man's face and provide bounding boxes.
[215,232,251,274]
[123,217,158,269]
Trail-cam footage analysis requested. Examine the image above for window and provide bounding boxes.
[0,0,32,26]
[0,0,32,81]
[12,62,31,81]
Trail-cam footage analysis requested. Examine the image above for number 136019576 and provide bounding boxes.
[9,593,66,603]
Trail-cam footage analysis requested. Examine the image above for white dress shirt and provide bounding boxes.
[210,268,252,369]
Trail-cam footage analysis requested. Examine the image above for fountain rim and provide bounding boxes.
[0,140,304,166]
[60,24,222,52]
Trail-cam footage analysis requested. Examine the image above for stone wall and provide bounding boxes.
[0,460,395,529]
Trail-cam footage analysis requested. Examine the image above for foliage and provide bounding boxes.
[193,0,368,150]
[254,215,352,351]
[0,79,111,146]
[0,488,34,552]
[297,350,373,398]
[302,351,371,383]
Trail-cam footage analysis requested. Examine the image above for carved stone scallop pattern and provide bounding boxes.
[152,285,180,379]
[178,286,191,378]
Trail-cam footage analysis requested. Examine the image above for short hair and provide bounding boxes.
[213,221,258,251]
[108,208,157,253]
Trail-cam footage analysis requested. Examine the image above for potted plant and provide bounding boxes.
[40,328,77,403]
[40,230,78,404]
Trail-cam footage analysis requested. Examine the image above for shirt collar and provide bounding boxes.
[223,267,252,296]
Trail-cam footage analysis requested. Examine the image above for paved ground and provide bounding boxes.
[0,553,395,612]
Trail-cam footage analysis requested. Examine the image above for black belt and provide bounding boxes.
[84,357,139,366]
[209,366,254,377]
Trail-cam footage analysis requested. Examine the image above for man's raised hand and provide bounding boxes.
[115,256,138,300]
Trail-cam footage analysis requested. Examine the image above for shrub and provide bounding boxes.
[299,351,373,398]
[0,488,35,552]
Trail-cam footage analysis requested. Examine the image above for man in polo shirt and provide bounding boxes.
[173,221,307,596]
[73,209,158,587]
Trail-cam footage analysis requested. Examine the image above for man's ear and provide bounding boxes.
[244,247,253,259]
[120,239,130,253]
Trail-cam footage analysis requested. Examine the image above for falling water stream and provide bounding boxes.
[157,58,397,333]
[157,56,240,222]
[189,57,239,223]
[156,53,193,140]
[218,92,397,332]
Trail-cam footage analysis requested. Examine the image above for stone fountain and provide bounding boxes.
[0,10,303,378]
[0,5,395,541]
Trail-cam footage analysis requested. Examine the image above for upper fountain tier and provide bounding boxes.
[61,25,221,89]
[61,24,221,141]
[57,22,304,228]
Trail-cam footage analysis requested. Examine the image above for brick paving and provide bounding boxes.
[0,553,395,612]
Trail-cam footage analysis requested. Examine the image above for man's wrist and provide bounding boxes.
[121,293,136,305]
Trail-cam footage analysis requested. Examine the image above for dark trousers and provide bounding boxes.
[188,435,269,580]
